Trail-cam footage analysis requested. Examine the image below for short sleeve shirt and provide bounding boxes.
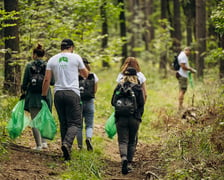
[116,72,146,84]
[46,52,85,95]
[178,51,189,78]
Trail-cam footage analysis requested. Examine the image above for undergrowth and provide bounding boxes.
[0,60,224,179]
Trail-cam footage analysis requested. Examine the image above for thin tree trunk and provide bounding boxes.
[195,0,206,78]
[3,0,21,95]
[118,0,128,63]
[142,0,150,51]
[100,0,110,67]
[181,0,195,46]
[173,0,181,42]
[160,0,167,78]
[219,35,224,80]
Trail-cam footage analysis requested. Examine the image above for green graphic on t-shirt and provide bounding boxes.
[59,57,68,63]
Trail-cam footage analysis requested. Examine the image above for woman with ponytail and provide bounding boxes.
[21,43,54,150]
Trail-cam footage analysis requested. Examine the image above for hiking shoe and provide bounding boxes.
[42,142,48,149]
[86,138,93,151]
[127,164,133,172]
[33,146,42,151]
[122,159,128,175]
[61,144,71,161]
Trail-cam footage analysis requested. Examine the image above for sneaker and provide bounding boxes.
[61,144,71,161]
[122,159,128,175]
[42,142,48,149]
[33,146,42,151]
[127,164,133,172]
[86,138,93,151]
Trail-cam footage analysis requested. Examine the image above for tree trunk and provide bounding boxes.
[3,0,21,96]
[142,0,150,51]
[181,0,195,46]
[219,35,224,80]
[173,0,181,42]
[118,0,128,63]
[148,0,155,43]
[160,0,167,77]
[128,0,140,57]
[100,0,110,67]
[195,0,206,78]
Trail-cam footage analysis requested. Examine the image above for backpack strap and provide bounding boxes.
[87,73,95,80]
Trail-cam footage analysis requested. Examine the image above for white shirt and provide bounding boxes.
[116,72,146,84]
[178,51,189,78]
[46,52,85,95]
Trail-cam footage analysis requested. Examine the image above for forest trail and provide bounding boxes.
[0,122,163,180]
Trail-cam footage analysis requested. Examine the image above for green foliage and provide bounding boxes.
[149,19,173,64]
[0,10,19,46]
[61,148,103,180]
[211,1,224,35]
[0,96,19,158]
[18,0,122,65]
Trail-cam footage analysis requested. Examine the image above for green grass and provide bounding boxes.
[1,60,223,179]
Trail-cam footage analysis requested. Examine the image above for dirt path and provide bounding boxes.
[0,124,164,180]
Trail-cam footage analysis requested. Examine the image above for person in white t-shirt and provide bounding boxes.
[116,57,147,103]
[177,47,196,110]
[42,39,89,160]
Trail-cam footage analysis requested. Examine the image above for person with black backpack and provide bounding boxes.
[76,58,98,151]
[176,47,196,110]
[111,67,145,175]
[21,44,54,150]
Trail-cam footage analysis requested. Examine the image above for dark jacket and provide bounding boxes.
[21,59,54,111]
[111,81,144,121]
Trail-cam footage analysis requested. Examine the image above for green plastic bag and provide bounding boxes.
[105,112,117,139]
[188,71,194,89]
[7,99,30,139]
[30,100,57,140]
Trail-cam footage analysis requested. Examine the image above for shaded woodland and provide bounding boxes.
[0,0,223,95]
[0,1,224,179]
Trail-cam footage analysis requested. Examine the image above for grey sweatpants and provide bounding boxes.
[54,90,82,150]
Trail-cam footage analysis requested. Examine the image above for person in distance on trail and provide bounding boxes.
[176,47,196,110]
[116,57,147,102]
[111,67,145,175]
[76,58,99,151]
[42,39,89,160]
[21,43,54,150]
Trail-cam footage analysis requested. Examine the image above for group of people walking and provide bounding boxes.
[21,38,195,175]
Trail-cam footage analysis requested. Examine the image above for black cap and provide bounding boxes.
[124,67,137,76]
[82,58,90,64]
[61,39,74,47]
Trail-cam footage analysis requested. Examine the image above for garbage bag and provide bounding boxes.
[30,100,57,140]
[7,99,30,139]
[105,112,116,139]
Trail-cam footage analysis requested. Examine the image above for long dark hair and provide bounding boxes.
[33,43,45,57]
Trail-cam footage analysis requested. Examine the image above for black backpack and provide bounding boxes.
[79,73,95,100]
[29,60,46,93]
[172,55,180,71]
[113,83,137,116]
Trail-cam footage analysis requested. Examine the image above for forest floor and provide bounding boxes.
[0,121,165,180]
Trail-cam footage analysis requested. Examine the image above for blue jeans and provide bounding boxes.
[77,98,94,148]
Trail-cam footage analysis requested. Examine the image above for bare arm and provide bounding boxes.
[142,82,147,103]
[42,70,52,96]
[180,63,196,73]
[79,68,89,78]
[94,82,98,94]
